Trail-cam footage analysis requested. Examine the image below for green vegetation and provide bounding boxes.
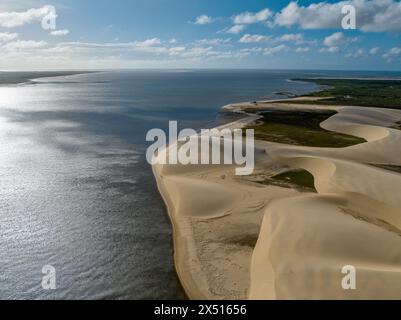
[247,110,366,147]
[229,235,259,248]
[272,169,316,191]
[289,78,401,109]
[392,122,401,130]
[252,169,317,192]
[371,164,401,174]
[275,91,297,98]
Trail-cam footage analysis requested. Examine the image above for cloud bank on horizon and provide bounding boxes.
[0,0,401,70]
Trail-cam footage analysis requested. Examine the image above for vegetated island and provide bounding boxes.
[285,77,401,109]
[152,78,401,300]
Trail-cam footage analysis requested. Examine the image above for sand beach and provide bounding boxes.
[153,97,401,300]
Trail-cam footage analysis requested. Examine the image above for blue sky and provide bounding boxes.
[0,0,401,70]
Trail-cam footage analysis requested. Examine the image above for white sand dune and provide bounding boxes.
[251,194,401,300]
[153,102,401,300]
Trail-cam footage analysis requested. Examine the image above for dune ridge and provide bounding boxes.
[152,100,401,300]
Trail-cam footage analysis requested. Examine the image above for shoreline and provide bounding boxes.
[151,95,333,299]
[0,71,96,86]
[152,85,401,299]
[152,102,264,299]
[151,93,333,299]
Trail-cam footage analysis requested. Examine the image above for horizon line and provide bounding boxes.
[1,67,401,73]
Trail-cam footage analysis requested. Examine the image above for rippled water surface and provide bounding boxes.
[0,70,329,299]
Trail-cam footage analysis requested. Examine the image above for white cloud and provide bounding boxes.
[370,47,380,55]
[139,38,161,46]
[382,47,401,62]
[169,38,178,44]
[278,33,304,43]
[50,40,231,60]
[275,2,302,28]
[275,33,318,46]
[323,32,347,47]
[2,40,47,50]
[240,47,264,53]
[275,0,401,32]
[0,5,55,28]
[386,47,401,55]
[226,25,245,34]
[194,15,213,25]
[239,34,270,43]
[0,32,18,42]
[208,50,250,60]
[180,46,214,58]
[49,38,166,55]
[197,38,231,45]
[50,29,69,36]
[322,32,358,51]
[0,1,49,11]
[263,44,289,55]
[43,40,250,62]
[295,47,310,53]
[353,49,365,58]
[168,46,186,56]
[165,45,249,60]
[320,46,340,53]
[233,8,272,24]
[0,39,255,70]
[279,33,319,47]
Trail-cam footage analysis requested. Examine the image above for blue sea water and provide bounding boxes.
[0,69,396,299]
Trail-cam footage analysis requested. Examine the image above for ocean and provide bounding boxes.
[0,69,392,299]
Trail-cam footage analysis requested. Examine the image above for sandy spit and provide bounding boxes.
[152,99,401,300]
